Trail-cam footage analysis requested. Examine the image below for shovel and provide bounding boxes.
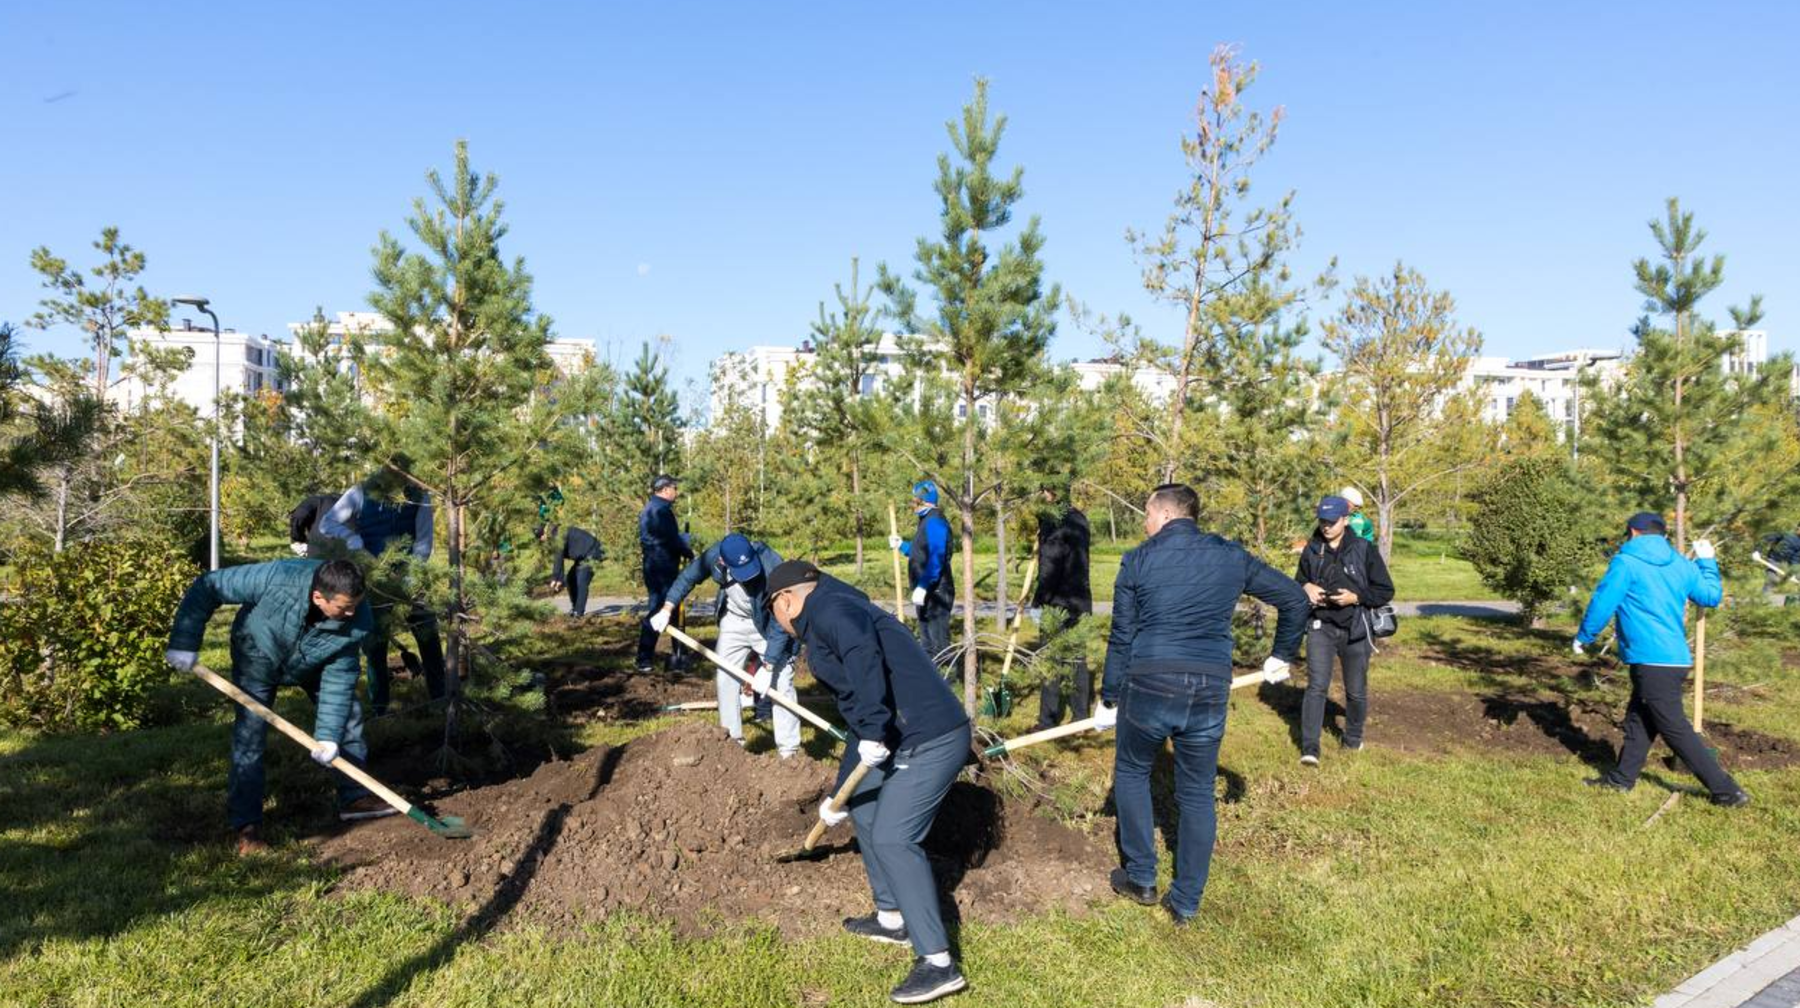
[981,666,1286,758]
[776,761,872,863]
[190,663,473,840]
[889,504,908,625]
[663,624,849,743]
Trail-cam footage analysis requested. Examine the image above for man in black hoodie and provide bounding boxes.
[545,524,606,618]
[1293,494,1396,765]
[1031,487,1094,729]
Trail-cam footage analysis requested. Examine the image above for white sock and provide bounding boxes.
[877,909,904,929]
[924,951,952,968]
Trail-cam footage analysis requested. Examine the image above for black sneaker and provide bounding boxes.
[1711,790,1752,808]
[634,663,655,675]
[1341,740,1364,752]
[1109,867,1158,906]
[1583,777,1631,794]
[890,958,966,1004]
[1160,894,1194,927]
[843,913,910,946]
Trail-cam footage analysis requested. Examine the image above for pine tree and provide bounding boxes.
[878,78,1059,715]
[617,340,684,488]
[28,228,168,403]
[1499,390,1560,460]
[1464,457,1595,625]
[0,322,100,501]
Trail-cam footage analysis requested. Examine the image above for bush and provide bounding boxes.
[1463,458,1596,625]
[0,539,199,731]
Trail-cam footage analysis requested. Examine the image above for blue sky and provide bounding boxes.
[4,2,1795,411]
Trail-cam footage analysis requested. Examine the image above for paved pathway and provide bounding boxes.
[1656,914,1800,1008]
[550,594,1520,621]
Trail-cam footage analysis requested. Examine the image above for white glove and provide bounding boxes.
[345,535,365,553]
[648,606,673,633]
[310,741,340,766]
[910,586,927,607]
[1027,607,1043,624]
[1692,539,1715,560]
[164,649,198,672]
[1261,656,1292,684]
[289,542,308,556]
[888,534,904,551]
[857,739,890,766]
[817,797,849,827]
[1571,639,1586,656]
[750,663,773,695]
[1093,701,1118,731]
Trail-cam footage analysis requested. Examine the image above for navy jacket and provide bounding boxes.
[1102,519,1309,702]
[666,540,796,670]
[552,526,606,582]
[637,495,692,573]
[793,574,968,750]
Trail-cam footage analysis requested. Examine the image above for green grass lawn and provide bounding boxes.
[5,607,1800,1006]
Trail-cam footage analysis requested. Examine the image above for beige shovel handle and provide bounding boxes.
[804,760,872,850]
[996,554,1039,684]
[889,504,907,624]
[1694,613,1707,732]
[190,663,416,817]
[984,667,1277,757]
[663,625,847,742]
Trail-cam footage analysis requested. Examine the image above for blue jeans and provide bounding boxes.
[228,672,373,829]
[1112,670,1229,916]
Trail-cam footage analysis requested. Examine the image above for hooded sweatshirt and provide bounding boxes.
[1575,534,1722,666]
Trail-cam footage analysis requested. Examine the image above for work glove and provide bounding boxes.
[648,606,673,633]
[310,741,340,766]
[910,586,927,607]
[289,542,308,556]
[1027,607,1043,625]
[887,534,904,551]
[164,649,198,672]
[750,663,773,695]
[1093,701,1118,732]
[1571,639,1586,657]
[817,797,849,828]
[1261,655,1292,684]
[1692,539,1716,560]
[857,739,891,767]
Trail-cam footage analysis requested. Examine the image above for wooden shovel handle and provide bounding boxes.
[804,760,872,850]
[664,625,846,741]
[190,663,416,817]
[985,669,1275,757]
[889,503,907,624]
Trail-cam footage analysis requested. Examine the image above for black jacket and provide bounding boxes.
[637,495,692,573]
[793,574,968,750]
[1102,519,1309,702]
[552,526,605,582]
[1033,506,1093,614]
[1763,533,1800,564]
[288,493,339,545]
[1294,531,1396,636]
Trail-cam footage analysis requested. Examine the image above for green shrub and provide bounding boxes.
[0,539,199,731]
[1463,458,1596,625]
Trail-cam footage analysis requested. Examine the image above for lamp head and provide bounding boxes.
[171,295,210,310]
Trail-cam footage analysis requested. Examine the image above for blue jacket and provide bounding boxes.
[638,495,693,573]
[665,540,796,670]
[793,574,968,750]
[1102,519,1310,702]
[902,506,954,602]
[167,559,372,743]
[1576,534,1721,666]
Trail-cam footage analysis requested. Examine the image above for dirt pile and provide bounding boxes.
[316,721,1110,935]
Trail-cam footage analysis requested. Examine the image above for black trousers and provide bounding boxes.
[915,593,952,668]
[1034,610,1092,728]
[1301,620,1371,754]
[565,560,593,616]
[364,598,446,715]
[1604,664,1741,798]
[636,564,677,667]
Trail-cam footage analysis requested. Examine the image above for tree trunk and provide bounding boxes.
[1108,503,1117,545]
[53,470,69,553]
[960,388,979,716]
[851,454,865,577]
[1672,305,1688,552]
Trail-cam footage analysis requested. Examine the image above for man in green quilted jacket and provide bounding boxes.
[165,558,396,854]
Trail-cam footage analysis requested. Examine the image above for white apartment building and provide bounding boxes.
[285,311,597,380]
[112,320,284,413]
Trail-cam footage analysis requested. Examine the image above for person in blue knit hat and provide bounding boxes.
[888,481,955,666]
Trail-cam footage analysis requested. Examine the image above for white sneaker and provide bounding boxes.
[1299,754,1319,767]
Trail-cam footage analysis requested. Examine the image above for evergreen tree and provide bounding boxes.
[1322,262,1482,559]
[1464,457,1595,625]
[1499,390,1561,461]
[877,78,1059,715]
[616,340,684,488]
[28,227,168,402]
[0,322,99,501]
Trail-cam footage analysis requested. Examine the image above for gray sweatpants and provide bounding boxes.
[843,721,972,957]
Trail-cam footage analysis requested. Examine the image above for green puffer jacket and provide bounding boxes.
[1348,511,1375,543]
[167,559,372,743]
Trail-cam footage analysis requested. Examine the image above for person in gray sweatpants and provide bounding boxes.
[767,560,973,1006]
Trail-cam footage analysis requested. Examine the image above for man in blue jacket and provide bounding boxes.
[767,560,972,1004]
[164,559,396,855]
[1575,512,1749,806]
[1097,483,1310,925]
[648,533,800,756]
[636,474,695,672]
[887,481,954,666]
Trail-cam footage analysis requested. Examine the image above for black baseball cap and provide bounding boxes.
[650,474,679,492]
[763,560,821,607]
[1626,511,1667,534]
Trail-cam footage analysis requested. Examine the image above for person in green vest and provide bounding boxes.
[1341,486,1375,543]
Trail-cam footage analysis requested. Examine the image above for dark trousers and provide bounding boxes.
[565,560,593,616]
[1035,611,1092,729]
[915,593,952,667]
[1605,664,1742,799]
[364,599,446,716]
[1113,670,1230,917]
[229,666,371,828]
[1301,620,1371,755]
[636,564,677,667]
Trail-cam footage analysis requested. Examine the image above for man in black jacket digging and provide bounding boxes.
[1294,494,1396,765]
[767,560,971,1004]
[545,524,606,618]
[1031,487,1094,729]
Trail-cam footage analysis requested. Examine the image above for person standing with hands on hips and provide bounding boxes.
[766,559,972,1004]
[1294,494,1395,765]
[888,481,955,667]
[1574,512,1749,806]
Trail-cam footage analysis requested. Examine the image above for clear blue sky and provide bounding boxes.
[4,1,1795,412]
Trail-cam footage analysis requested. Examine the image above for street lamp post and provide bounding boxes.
[173,296,221,570]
